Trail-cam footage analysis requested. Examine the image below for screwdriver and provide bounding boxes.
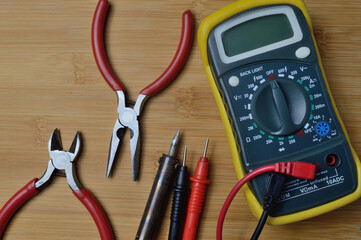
[136,129,180,240]
[168,146,188,240]
[182,139,210,240]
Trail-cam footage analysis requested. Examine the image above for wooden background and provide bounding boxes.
[0,0,361,239]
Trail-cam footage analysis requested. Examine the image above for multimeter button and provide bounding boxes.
[295,47,311,59]
[228,76,240,87]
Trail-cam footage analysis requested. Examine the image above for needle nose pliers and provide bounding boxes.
[0,129,114,240]
[92,0,194,181]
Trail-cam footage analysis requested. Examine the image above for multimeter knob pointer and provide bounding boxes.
[252,78,310,136]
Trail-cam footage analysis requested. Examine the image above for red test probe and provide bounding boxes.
[183,139,210,240]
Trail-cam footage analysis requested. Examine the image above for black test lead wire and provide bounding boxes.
[168,146,188,240]
[251,173,286,240]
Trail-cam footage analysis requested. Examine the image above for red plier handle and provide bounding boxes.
[0,179,114,240]
[92,0,194,96]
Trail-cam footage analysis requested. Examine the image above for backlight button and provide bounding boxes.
[295,46,311,59]
[229,75,240,87]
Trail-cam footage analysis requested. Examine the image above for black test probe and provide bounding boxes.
[168,146,188,240]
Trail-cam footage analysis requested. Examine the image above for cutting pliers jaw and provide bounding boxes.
[35,129,83,191]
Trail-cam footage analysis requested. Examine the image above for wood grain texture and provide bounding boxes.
[0,0,360,239]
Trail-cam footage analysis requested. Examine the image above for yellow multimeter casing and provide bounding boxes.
[198,0,361,225]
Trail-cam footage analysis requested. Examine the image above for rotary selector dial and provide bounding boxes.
[223,62,339,162]
[251,78,310,136]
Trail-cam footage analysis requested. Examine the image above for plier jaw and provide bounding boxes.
[106,92,147,180]
[35,129,82,191]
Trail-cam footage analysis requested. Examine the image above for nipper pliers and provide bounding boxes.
[92,0,194,181]
[0,129,114,240]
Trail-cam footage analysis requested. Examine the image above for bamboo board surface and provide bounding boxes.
[0,0,361,239]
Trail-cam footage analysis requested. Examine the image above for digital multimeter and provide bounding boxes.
[198,0,361,225]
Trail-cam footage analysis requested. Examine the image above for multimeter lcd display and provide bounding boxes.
[222,14,293,56]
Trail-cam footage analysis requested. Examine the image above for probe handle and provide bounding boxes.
[140,10,194,97]
[0,178,39,237]
[136,154,178,240]
[73,189,114,240]
[168,166,188,240]
[92,0,124,91]
[183,157,210,240]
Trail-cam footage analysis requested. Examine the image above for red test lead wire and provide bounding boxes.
[183,139,210,240]
[216,161,316,240]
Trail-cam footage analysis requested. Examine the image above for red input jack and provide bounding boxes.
[326,154,340,167]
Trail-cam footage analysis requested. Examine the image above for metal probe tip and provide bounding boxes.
[182,145,187,166]
[168,129,180,157]
[203,138,209,157]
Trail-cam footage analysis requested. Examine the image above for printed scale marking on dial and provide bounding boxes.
[226,61,338,166]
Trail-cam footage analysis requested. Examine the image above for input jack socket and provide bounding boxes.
[325,154,340,167]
